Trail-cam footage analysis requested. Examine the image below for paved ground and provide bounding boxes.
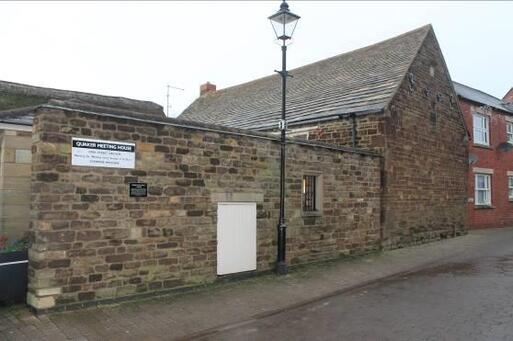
[203,229,513,341]
[1,228,512,340]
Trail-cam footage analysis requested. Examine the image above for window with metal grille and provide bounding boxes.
[302,175,317,212]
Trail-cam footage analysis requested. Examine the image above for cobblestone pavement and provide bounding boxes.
[199,229,513,341]
[1,228,512,340]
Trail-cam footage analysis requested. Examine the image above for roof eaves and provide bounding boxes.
[454,82,513,115]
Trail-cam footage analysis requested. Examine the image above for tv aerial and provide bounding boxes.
[166,84,184,117]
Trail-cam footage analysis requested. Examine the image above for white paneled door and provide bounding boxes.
[217,202,257,275]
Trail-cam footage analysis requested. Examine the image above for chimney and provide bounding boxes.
[503,87,513,103]
[200,82,216,96]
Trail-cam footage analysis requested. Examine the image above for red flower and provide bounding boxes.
[0,235,8,249]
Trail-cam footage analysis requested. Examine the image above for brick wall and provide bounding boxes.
[28,107,381,311]
[0,128,32,241]
[460,99,513,229]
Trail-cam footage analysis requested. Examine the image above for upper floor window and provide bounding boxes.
[473,113,489,146]
[507,122,513,144]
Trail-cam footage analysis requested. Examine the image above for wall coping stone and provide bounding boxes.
[36,104,381,158]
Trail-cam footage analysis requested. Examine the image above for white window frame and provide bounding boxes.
[509,176,513,200]
[507,122,513,144]
[475,173,491,206]
[473,113,489,146]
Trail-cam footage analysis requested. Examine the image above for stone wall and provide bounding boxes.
[283,29,468,248]
[293,115,386,154]
[0,127,32,241]
[28,107,381,312]
[380,30,468,247]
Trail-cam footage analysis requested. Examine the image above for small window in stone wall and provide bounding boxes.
[303,175,316,211]
[302,175,321,213]
[15,149,31,164]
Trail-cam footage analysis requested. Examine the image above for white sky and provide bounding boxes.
[0,1,511,117]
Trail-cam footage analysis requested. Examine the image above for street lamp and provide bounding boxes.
[269,1,300,275]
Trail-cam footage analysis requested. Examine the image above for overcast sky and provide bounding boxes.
[0,1,511,117]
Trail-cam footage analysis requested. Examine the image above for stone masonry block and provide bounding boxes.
[27,292,55,309]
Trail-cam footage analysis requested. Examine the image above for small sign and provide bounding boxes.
[72,137,135,169]
[129,183,148,197]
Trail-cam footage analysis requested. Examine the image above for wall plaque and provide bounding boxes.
[129,183,148,197]
[71,137,135,169]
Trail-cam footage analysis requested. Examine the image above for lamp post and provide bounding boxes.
[269,1,300,275]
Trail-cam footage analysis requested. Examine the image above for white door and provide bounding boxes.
[217,202,257,275]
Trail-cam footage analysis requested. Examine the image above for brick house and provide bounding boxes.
[0,24,468,313]
[454,82,513,229]
[180,25,469,248]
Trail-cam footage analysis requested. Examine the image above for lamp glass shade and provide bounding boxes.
[269,3,300,40]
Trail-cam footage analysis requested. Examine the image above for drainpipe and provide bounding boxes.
[351,113,357,148]
[379,156,385,251]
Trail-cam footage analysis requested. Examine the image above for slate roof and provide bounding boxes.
[0,80,165,124]
[453,81,513,114]
[179,25,433,130]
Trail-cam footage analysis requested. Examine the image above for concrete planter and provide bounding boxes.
[0,250,28,304]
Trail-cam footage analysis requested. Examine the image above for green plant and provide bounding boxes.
[0,235,29,253]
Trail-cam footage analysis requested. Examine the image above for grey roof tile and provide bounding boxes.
[0,80,165,118]
[179,25,432,130]
[453,81,513,114]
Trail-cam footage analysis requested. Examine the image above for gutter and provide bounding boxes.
[0,122,32,131]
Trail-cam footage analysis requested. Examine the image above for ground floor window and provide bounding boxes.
[475,173,491,206]
[303,175,316,211]
[302,175,320,212]
[509,176,513,200]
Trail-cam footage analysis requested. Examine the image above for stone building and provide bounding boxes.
[454,82,513,229]
[0,24,468,313]
[1,83,381,313]
[0,81,164,243]
[181,25,469,248]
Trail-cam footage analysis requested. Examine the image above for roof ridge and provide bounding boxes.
[209,24,433,97]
